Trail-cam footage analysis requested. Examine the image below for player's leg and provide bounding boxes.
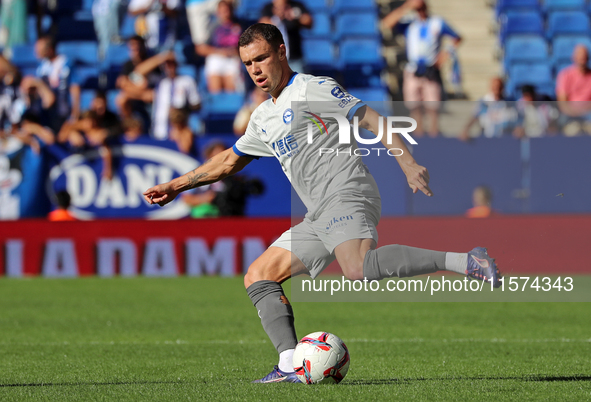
[335,240,500,287]
[246,223,334,383]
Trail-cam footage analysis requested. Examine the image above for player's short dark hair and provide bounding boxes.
[238,23,285,51]
[55,191,71,209]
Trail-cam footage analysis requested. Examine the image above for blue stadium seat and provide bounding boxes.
[177,64,197,78]
[496,0,541,17]
[506,63,554,98]
[106,90,120,112]
[104,44,129,67]
[202,93,245,133]
[338,38,383,67]
[57,42,99,65]
[298,0,329,13]
[551,35,591,66]
[188,113,204,134]
[82,0,93,11]
[56,17,97,41]
[347,87,392,116]
[547,11,590,39]
[543,0,586,12]
[80,89,95,110]
[334,12,379,41]
[236,0,269,21]
[301,12,332,39]
[554,59,573,75]
[339,39,384,87]
[11,44,39,67]
[27,15,52,44]
[73,66,100,89]
[499,11,544,43]
[302,39,336,66]
[503,35,548,71]
[333,0,377,14]
[120,15,137,39]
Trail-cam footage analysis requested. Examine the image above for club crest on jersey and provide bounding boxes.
[331,86,346,99]
[283,108,294,124]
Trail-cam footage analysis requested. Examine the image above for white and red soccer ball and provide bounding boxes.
[293,332,350,384]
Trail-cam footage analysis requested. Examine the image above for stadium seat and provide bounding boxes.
[547,11,590,39]
[57,42,99,65]
[177,64,197,78]
[543,0,586,12]
[302,39,336,66]
[120,15,137,39]
[27,15,52,44]
[236,0,268,21]
[188,112,204,135]
[333,0,378,14]
[551,35,591,67]
[106,90,120,112]
[334,12,379,41]
[506,63,554,98]
[496,0,541,18]
[56,17,97,41]
[298,0,329,13]
[73,66,100,89]
[80,89,96,110]
[11,44,39,67]
[202,93,245,133]
[503,35,548,71]
[339,39,384,88]
[104,44,129,68]
[301,12,332,39]
[347,87,392,116]
[499,11,544,43]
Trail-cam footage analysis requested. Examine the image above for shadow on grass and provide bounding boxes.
[344,375,591,385]
[0,380,183,388]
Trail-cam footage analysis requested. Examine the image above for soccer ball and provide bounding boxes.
[292,332,350,384]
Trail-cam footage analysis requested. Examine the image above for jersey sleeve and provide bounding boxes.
[232,117,274,159]
[305,77,365,122]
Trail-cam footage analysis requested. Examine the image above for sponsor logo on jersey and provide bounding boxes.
[272,134,300,158]
[283,108,294,124]
[331,86,346,99]
[325,215,354,232]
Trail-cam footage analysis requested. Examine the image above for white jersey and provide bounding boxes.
[233,73,381,220]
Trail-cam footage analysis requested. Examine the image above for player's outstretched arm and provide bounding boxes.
[143,148,252,206]
[358,106,433,197]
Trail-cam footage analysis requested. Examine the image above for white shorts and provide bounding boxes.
[204,54,242,78]
[271,199,381,278]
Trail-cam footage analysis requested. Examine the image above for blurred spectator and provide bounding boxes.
[556,45,591,134]
[116,35,160,126]
[48,190,77,221]
[0,0,27,54]
[0,57,28,130]
[93,0,124,59]
[122,116,145,142]
[259,0,312,73]
[196,0,243,93]
[169,108,195,154]
[20,75,55,128]
[513,85,559,138]
[133,51,201,139]
[183,141,265,217]
[34,35,81,132]
[382,0,461,137]
[466,186,493,218]
[233,87,269,135]
[128,0,180,51]
[460,77,516,140]
[90,90,122,137]
[186,0,221,47]
[14,111,55,154]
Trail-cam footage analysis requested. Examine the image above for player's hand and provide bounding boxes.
[143,183,179,207]
[402,162,433,197]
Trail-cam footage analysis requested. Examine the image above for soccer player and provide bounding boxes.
[143,23,501,383]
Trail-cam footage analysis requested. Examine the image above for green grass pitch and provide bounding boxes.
[0,277,590,401]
